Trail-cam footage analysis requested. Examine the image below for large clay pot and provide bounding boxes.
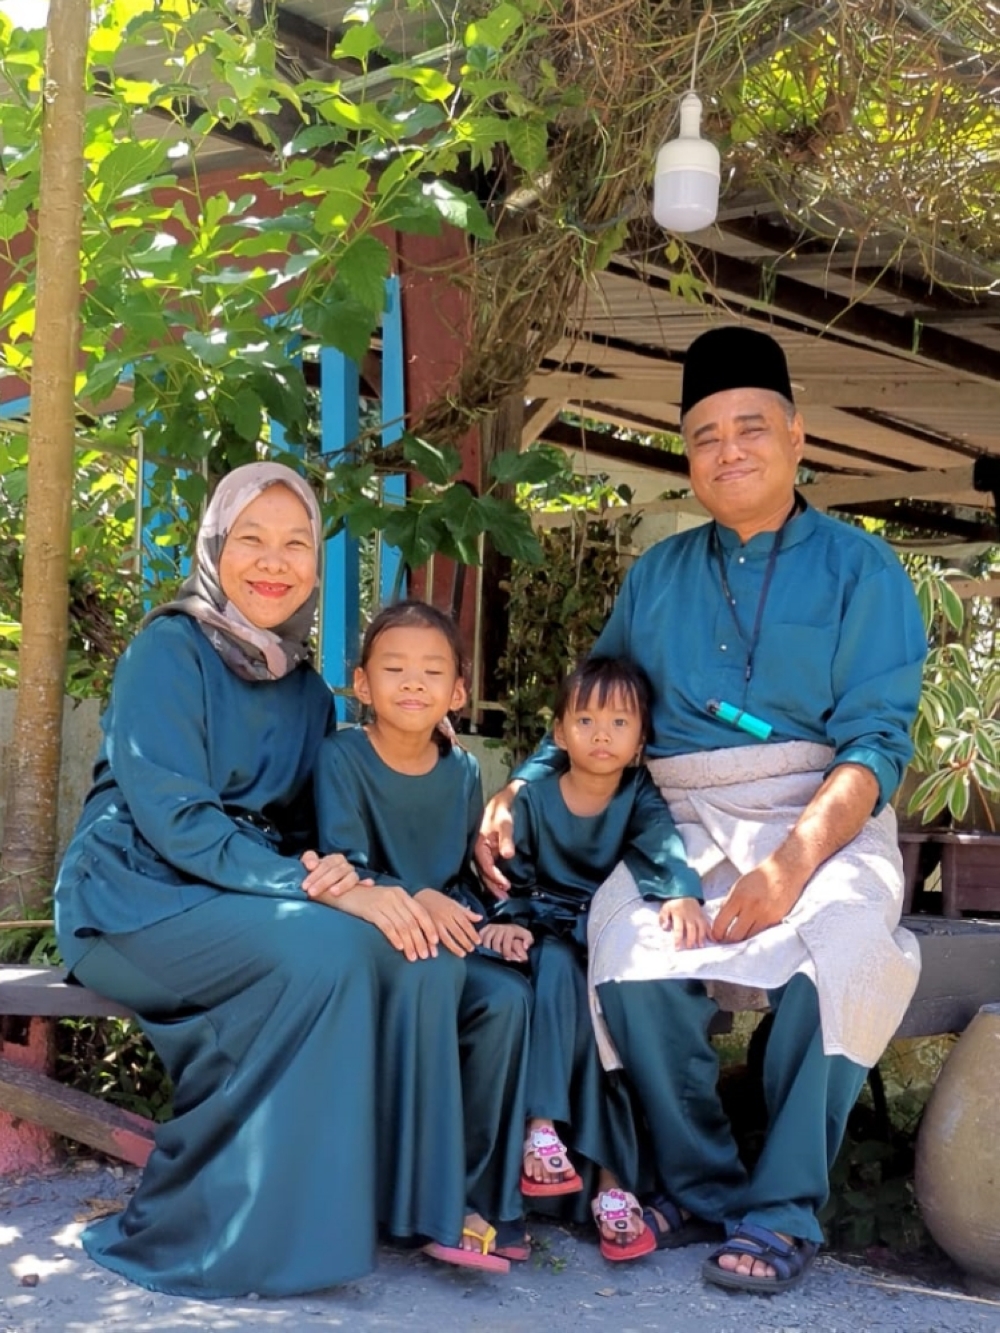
[915,1002,1000,1284]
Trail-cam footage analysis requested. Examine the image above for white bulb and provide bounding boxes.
[652,91,720,233]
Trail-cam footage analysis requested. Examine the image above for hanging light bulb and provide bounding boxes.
[652,15,720,235]
[652,90,720,233]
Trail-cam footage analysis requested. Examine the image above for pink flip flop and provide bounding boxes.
[521,1126,584,1197]
[423,1223,511,1274]
[592,1189,657,1263]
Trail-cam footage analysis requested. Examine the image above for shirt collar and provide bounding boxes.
[713,494,817,555]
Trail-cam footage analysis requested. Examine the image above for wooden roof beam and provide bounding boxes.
[522,397,567,447]
[641,251,1000,383]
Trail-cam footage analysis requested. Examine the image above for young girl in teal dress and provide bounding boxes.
[311,600,531,1273]
[480,656,708,1262]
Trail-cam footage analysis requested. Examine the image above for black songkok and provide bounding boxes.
[681,326,794,417]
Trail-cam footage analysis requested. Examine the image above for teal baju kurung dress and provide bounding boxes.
[512,502,927,1242]
[313,725,532,1229]
[55,616,469,1297]
[491,769,700,1202]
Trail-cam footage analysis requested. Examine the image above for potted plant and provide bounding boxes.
[904,568,1000,916]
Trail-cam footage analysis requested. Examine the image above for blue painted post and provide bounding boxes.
[0,396,30,420]
[379,274,407,605]
[319,346,361,718]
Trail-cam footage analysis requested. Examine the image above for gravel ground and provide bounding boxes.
[2,1163,999,1333]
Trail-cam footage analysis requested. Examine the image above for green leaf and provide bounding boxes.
[333,22,383,63]
[420,181,494,240]
[0,210,28,242]
[505,117,548,174]
[92,140,169,201]
[465,2,524,51]
[438,482,485,539]
[220,385,263,442]
[311,164,371,235]
[489,446,566,486]
[402,434,462,486]
[383,504,445,568]
[395,65,455,103]
[302,288,376,363]
[182,329,231,367]
[475,494,543,563]
[337,234,390,312]
[939,579,964,632]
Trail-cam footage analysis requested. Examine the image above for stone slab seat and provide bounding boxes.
[0,914,997,1169]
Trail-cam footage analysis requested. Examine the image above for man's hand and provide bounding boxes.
[658,897,711,950]
[413,889,482,957]
[327,884,440,961]
[300,850,371,900]
[710,852,806,943]
[711,763,880,944]
[480,922,534,962]
[475,781,524,898]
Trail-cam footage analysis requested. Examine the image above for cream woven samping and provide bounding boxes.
[587,741,921,1071]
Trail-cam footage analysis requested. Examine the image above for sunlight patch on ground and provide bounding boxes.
[53,1221,87,1247]
[9,1250,77,1279]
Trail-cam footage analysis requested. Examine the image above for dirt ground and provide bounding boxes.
[3,1162,1000,1333]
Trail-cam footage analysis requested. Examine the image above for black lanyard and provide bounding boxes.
[709,494,804,689]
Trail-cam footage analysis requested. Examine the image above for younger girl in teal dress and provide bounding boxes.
[481,657,707,1262]
[312,600,531,1273]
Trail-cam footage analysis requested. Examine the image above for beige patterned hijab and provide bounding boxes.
[145,462,322,681]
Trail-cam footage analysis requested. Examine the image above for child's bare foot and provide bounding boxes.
[460,1212,498,1254]
[421,1211,510,1273]
[521,1120,583,1196]
[591,1172,655,1262]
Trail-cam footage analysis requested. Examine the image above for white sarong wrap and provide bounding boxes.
[587,741,921,1072]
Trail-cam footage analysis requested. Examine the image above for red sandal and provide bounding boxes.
[592,1189,656,1263]
[520,1126,583,1197]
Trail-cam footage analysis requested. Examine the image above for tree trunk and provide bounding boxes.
[0,0,90,912]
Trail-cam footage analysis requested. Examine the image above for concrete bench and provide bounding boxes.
[0,914,997,1170]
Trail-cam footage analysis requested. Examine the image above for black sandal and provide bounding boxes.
[641,1194,723,1250]
[702,1222,819,1294]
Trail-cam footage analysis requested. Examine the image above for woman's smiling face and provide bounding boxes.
[218,484,317,630]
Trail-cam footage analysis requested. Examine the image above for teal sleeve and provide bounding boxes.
[313,740,405,890]
[490,795,545,928]
[625,771,702,902]
[448,757,489,913]
[511,733,565,784]
[106,629,312,899]
[825,565,926,812]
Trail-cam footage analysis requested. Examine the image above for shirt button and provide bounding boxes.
[738,556,745,564]
[720,644,728,651]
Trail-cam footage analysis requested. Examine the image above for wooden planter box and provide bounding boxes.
[937,832,1000,918]
[898,831,942,913]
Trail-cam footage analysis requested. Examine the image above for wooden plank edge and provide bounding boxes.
[0,1056,155,1167]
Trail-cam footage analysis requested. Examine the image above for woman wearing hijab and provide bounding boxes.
[54,462,477,1298]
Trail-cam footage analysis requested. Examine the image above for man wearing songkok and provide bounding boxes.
[478,325,927,1295]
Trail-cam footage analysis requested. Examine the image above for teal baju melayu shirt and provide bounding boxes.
[493,768,701,948]
[518,503,927,811]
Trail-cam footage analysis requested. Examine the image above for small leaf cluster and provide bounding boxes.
[498,509,638,762]
[907,568,1000,829]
